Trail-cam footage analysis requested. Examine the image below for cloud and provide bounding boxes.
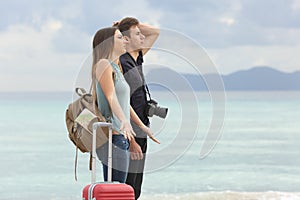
[113,0,163,26]
[1,0,300,91]
[45,20,63,31]
[291,0,300,11]
[219,17,236,26]
[0,0,166,91]
[0,20,89,91]
[147,0,300,47]
[242,0,300,28]
[144,28,217,75]
[146,0,244,47]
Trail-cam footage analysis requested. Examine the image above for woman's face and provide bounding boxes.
[113,29,127,57]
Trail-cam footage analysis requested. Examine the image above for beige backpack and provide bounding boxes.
[65,87,109,180]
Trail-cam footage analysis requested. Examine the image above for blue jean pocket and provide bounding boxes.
[112,135,129,150]
[96,134,129,164]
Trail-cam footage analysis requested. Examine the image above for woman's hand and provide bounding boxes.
[141,125,160,144]
[120,120,136,141]
[129,106,160,144]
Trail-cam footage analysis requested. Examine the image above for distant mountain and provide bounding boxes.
[222,66,300,90]
[145,66,300,91]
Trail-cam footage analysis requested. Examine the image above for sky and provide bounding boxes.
[0,0,300,91]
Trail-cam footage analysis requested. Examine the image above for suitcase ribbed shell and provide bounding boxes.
[83,183,135,200]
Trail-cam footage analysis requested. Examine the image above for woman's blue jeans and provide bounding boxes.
[96,134,130,183]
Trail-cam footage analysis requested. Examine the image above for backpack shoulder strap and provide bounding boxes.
[74,147,78,181]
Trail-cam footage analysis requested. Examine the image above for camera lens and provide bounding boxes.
[153,107,168,119]
[146,100,168,118]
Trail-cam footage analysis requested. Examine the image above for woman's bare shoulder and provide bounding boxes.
[95,59,112,73]
[96,59,110,67]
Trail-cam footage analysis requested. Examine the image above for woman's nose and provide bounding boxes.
[123,38,129,44]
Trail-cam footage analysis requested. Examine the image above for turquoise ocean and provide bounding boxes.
[0,91,300,200]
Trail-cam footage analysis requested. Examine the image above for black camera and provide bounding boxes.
[145,99,168,118]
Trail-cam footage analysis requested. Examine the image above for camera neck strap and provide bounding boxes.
[145,84,152,101]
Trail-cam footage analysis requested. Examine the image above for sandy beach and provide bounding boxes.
[139,191,300,200]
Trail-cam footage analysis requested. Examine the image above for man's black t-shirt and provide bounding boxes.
[119,51,149,126]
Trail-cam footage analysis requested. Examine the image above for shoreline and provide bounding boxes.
[139,191,300,200]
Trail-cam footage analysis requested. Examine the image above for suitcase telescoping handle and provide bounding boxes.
[92,122,113,183]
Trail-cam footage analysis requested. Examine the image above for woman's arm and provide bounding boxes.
[130,106,160,144]
[95,59,135,140]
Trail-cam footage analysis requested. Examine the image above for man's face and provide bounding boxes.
[127,26,145,51]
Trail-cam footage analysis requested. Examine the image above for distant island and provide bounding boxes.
[146,66,300,91]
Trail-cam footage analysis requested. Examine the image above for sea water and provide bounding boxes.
[0,91,299,200]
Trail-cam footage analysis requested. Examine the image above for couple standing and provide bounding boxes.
[91,17,160,199]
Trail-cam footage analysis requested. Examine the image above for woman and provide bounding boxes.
[91,27,159,183]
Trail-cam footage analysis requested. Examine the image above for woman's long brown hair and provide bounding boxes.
[91,27,117,108]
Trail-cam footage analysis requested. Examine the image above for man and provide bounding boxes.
[116,17,160,199]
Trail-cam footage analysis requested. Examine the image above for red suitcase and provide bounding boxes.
[83,183,135,200]
[82,122,135,200]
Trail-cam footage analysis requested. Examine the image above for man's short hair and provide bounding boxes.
[116,17,139,38]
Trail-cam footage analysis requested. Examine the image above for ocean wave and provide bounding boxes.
[139,191,300,200]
